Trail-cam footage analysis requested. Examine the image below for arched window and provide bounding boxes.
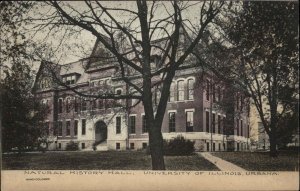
[187,79,194,100]
[177,80,184,101]
[115,89,122,106]
[66,97,71,113]
[169,82,175,102]
[74,97,80,112]
[130,88,138,106]
[91,98,97,110]
[98,80,104,86]
[81,97,87,111]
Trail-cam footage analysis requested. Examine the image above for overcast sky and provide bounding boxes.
[26,1,208,70]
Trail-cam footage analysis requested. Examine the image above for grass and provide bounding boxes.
[212,151,299,171]
[2,151,218,171]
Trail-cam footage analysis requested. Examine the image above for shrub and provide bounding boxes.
[164,135,195,156]
[66,141,79,151]
[92,142,97,151]
[145,135,195,156]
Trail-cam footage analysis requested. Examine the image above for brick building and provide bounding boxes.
[33,39,250,152]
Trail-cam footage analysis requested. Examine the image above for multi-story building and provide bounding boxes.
[33,38,250,152]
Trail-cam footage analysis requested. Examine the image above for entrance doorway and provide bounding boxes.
[95,121,107,144]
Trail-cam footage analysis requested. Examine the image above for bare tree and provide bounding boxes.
[30,1,224,170]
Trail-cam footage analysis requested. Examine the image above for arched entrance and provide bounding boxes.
[95,121,107,144]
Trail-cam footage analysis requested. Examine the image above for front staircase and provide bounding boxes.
[96,140,108,151]
[82,140,108,151]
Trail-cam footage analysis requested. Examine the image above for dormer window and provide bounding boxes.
[63,75,76,85]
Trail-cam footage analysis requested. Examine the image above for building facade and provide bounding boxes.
[34,40,250,152]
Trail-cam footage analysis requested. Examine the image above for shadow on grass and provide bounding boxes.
[211,151,299,171]
[2,151,219,171]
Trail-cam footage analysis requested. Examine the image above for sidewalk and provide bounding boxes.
[198,152,246,171]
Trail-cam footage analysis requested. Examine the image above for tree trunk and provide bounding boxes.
[149,126,165,170]
[269,131,278,157]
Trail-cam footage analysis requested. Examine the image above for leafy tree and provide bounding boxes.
[1,61,49,152]
[223,2,299,156]
[1,2,49,152]
[0,1,36,66]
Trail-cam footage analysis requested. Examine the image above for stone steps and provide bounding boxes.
[96,140,108,151]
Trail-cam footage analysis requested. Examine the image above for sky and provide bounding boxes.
[26,1,210,69]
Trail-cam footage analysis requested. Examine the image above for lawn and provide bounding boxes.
[212,151,299,171]
[2,151,219,171]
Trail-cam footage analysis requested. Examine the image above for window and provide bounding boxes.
[142,143,147,149]
[237,143,239,151]
[40,78,51,89]
[64,75,76,85]
[206,80,210,101]
[116,89,122,105]
[223,143,226,150]
[53,124,58,136]
[248,125,250,138]
[241,120,243,137]
[58,99,63,113]
[213,143,216,151]
[142,115,148,133]
[91,99,97,110]
[105,79,111,86]
[116,117,121,134]
[81,98,87,111]
[81,143,85,149]
[66,121,71,136]
[58,143,61,149]
[82,119,86,135]
[177,80,184,101]
[116,89,122,95]
[74,97,80,112]
[206,142,209,151]
[106,99,114,108]
[187,79,194,100]
[212,113,216,133]
[74,120,78,136]
[236,119,239,136]
[58,121,62,136]
[90,81,95,87]
[169,112,176,132]
[98,80,104,86]
[218,115,221,134]
[129,116,136,134]
[130,88,138,106]
[98,95,104,109]
[186,111,194,132]
[130,143,135,149]
[206,111,210,132]
[116,143,120,150]
[219,143,221,151]
[169,82,175,102]
[212,84,216,102]
[66,98,71,113]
